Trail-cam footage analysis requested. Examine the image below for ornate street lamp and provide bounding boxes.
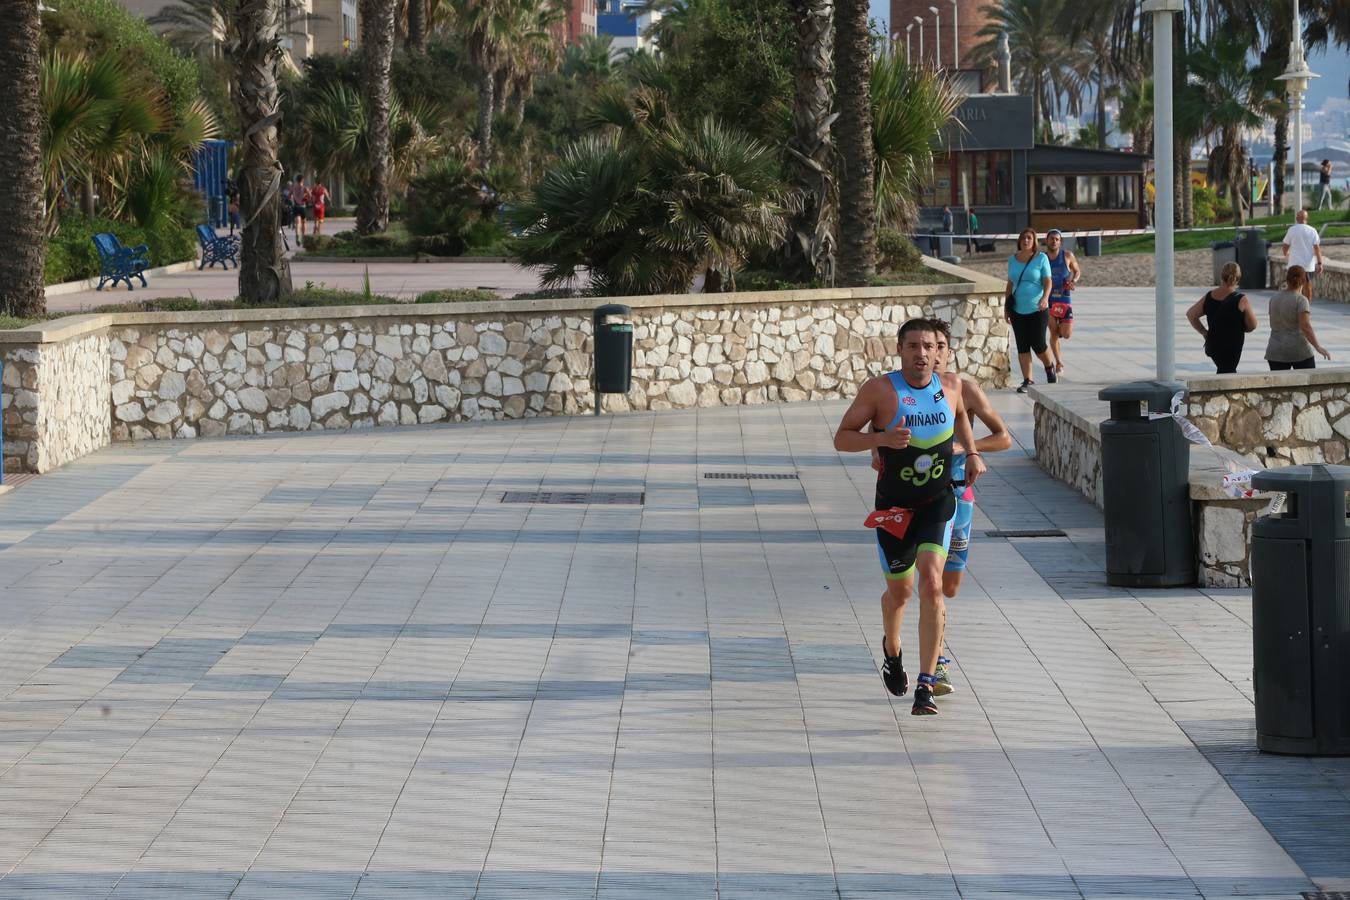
[1275,0,1319,211]
[906,21,916,64]
[914,16,924,65]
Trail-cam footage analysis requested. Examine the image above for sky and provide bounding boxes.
[869,1,1347,119]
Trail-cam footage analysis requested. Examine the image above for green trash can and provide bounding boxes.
[1250,464,1350,756]
[592,303,633,413]
[1098,381,1195,587]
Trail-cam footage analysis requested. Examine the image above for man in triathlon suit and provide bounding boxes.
[834,318,987,715]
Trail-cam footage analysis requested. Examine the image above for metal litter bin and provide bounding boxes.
[592,303,633,414]
[1210,240,1236,285]
[1082,234,1102,257]
[1235,227,1268,289]
[1098,381,1195,587]
[935,233,955,260]
[1250,464,1350,756]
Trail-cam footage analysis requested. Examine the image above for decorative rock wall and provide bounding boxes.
[1183,369,1350,468]
[3,279,1011,471]
[1270,256,1350,304]
[2,331,110,474]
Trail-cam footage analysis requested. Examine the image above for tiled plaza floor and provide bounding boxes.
[2,286,1349,899]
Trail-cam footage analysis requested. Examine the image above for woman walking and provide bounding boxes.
[1004,227,1056,393]
[1265,266,1331,370]
[1186,262,1257,374]
[1044,228,1081,374]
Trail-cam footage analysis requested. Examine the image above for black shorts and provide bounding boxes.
[875,489,957,579]
[1010,309,1049,355]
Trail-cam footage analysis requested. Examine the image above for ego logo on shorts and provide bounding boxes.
[900,453,945,487]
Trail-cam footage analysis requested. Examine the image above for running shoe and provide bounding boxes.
[880,636,908,697]
[933,657,955,696]
[1015,379,1033,394]
[1045,364,1058,384]
[912,684,938,715]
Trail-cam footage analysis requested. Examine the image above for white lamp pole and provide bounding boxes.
[906,22,915,64]
[914,16,925,65]
[892,31,902,57]
[1276,0,1318,212]
[948,0,959,68]
[929,7,942,68]
[1143,0,1182,383]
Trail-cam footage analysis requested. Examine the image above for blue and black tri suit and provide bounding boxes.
[874,371,957,580]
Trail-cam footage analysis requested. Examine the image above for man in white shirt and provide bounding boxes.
[1281,209,1323,299]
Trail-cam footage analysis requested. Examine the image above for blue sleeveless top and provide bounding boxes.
[1047,249,1073,300]
[876,372,956,508]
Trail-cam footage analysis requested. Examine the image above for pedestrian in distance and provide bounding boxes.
[1281,209,1323,301]
[833,318,987,716]
[226,178,241,236]
[1043,228,1081,375]
[1315,160,1333,210]
[1004,227,1056,393]
[1186,262,1256,374]
[310,180,331,236]
[1265,266,1331,370]
[287,173,310,238]
[965,208,979,254]
[942,205,954,233]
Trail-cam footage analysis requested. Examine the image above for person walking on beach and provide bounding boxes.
[1315,160,1333,210]
[1004,228,1055,393]
[1281,209,1323,300]
[1043,228,1081,375]
[1186,262,1256,374]
[1265,266,1331,370]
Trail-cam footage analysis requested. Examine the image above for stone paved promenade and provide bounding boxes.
[2,288,1350,899]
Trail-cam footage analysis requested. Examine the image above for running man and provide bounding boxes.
[834,318,987,715]
[1044,228,1082,375]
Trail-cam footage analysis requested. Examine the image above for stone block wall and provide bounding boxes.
[1031,390,1103,508]
[1183,370,1350,468]
[1270,256,1350,304]
[2,281,1010,470]
[2,331,110,474]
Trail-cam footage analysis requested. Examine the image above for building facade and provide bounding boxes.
[117,0,357,69]
[597,0,660,56]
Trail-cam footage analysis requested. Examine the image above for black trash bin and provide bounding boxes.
[1083,234,1102,257]
[1210,240,1237,285]
[935,233,955,260]
[592,303,633,414]
[1249,463,1350,756]
[1098,381,1196,587]
[1235,227,1268,289]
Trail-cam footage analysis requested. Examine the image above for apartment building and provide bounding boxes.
[118,0,358,69]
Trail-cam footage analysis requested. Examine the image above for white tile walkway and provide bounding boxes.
[1,285,1349,899]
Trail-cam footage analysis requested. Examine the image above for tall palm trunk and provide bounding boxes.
[1095,70,1106,149]
[407,0,427,52]
[786,0,835,283]
[0,0,45,318]
[1272,113,1288,213]
[357,0,397,235]
[1228,136,1245,227]
[476,69,495,167]
[232,0,292,305]
[834,0,874,285]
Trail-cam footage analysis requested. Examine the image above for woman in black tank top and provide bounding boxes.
[1186,261,1257,373]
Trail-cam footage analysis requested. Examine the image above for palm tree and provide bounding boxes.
[406,0,429,51]
[451,0,514,166]
[149,0,230,58]
[784,0,835,284]
[357,0,398,235]
[500,1,563,129]
[230,0,292,303]
[973,0,1083,137]
[870,54,963,230]
[1187,35,1277,225]
[1068,0,1128,149]
[834,0,873,285]
[563,34,617,82]
[300,82,447,195]
[0,0,45,318]
[1115,75,1153,155]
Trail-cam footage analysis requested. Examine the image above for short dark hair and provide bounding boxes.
[898,317,949,345]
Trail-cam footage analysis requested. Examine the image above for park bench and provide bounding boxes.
[92,232,150,291]
[196,224,240,270]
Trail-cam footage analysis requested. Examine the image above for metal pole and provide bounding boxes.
[906,23,914,64]
[1144,0,1182,383]
[930,7,941,68]
[1269,159,1277,217]
[1292,91,1303,211]
[915,17,924,66]
[949,0,959,68]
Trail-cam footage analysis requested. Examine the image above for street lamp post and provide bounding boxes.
[892,31,902,57]
[906,22,915,64]
[1143,0,1182,383]
[948,0,959,68]
[914,16,924,65]
[1276,0,1319,212]
[929,7,942,68]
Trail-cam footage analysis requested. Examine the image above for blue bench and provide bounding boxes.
[196,224,240,270]
[92,232,150,290]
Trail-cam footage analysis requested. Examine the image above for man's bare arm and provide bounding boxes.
[962,379,1013,454]
[834,380,911,452]
[946,378,987,484]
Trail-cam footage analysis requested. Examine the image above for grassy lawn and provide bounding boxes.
[294,222,515,260]
[1104,208,1350,255]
